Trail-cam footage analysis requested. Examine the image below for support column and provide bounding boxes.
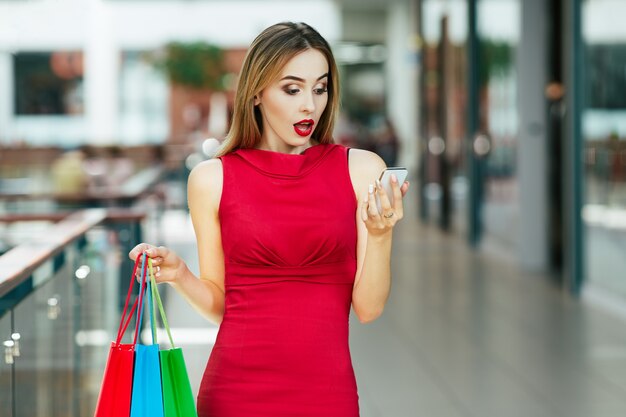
[467,0,482,246]
[563,0,584,294]
[517,0,549,270]
[84,0,118,144]
[0,53,12,143]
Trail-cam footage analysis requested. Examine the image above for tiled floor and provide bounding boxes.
[159,196,626,417]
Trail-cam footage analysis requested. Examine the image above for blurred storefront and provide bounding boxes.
[0,0,342,147]
[420,0,527,254]
[419,0,626,313]
[0,0,421,166]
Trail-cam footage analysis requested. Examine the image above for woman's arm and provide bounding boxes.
[129,158,226,325]
[348,149,409,323]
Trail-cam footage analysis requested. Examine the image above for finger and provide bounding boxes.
[129,243,152,261]
[146,245,170,259]
[147,258,160,272]
[367,184,380,217]
[392,181,404,220]
[390,174,404,209]
[135,262,148,283]
[360,193,369,222]
[147,261,161,278]
[150,257,164,266]
[376,179,393,211]
[129,244,143,260]
[400,181,410,197]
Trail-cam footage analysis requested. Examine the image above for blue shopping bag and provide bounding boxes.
[129,254,164,417]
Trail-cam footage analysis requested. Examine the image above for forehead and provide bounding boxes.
[280,49,329,78]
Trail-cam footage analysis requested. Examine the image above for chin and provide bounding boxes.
[287,137,312,146]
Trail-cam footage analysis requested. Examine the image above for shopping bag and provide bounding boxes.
[94,253,146,417]
[130,255,165,417]
[93,342,134,417]
[148,259,199,417]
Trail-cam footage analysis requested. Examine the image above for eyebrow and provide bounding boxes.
[280,73,329,82]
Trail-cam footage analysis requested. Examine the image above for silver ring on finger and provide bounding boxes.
[383,211,395,219]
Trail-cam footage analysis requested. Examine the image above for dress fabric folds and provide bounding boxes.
[197,143,360,417]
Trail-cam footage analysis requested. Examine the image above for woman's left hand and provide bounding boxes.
[361,174,410,237]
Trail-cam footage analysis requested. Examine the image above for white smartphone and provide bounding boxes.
[376,167,408,212]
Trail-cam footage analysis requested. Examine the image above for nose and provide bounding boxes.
[300,92,315,114]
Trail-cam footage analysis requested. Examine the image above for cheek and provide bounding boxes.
[264,95,291,120]
[317,96,329,114]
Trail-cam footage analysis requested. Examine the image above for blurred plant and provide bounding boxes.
[479,40,513,85]
[151,41,226,90]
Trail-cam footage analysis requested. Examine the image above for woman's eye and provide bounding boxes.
[314,87,328,95]
[284,88,300,95]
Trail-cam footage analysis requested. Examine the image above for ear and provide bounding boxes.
[253,93,261,106]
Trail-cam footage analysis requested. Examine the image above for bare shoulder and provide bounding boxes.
[348,148,387,186]
[188,158,223,190]
[187,158,223,210]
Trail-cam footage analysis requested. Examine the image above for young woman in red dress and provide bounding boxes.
[129,21,409,417]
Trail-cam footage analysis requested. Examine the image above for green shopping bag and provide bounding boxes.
[147,259,199,417]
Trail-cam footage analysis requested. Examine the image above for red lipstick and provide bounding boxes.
[293,119,314,137]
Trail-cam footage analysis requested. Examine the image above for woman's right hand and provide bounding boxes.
[128,243,188,284]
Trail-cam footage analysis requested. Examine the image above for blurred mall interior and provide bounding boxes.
[2,0,626,415]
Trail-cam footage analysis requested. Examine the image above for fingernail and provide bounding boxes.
[368,184,374,194]
[375,179,381,189]
[391,174,397,183]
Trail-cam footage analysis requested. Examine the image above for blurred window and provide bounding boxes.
[13,51,84,115]
[582,0,626,300]
[586,44,626,109]
[118,50,168,143]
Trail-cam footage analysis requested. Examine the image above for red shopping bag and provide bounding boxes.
[94,253,149,417]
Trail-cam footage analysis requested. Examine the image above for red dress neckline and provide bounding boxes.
[231,143,336,179]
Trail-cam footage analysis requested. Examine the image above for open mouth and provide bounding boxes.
[293,120,314,137]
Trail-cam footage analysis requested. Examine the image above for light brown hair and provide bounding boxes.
[216,22,339,156]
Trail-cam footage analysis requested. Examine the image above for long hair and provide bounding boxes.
[216,22,339,157]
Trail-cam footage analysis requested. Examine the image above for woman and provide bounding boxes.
[129,22,409,416]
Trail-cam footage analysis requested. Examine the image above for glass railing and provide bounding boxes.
[0,210,145,417]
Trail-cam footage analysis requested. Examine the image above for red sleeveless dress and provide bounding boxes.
[196,143,360,417]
